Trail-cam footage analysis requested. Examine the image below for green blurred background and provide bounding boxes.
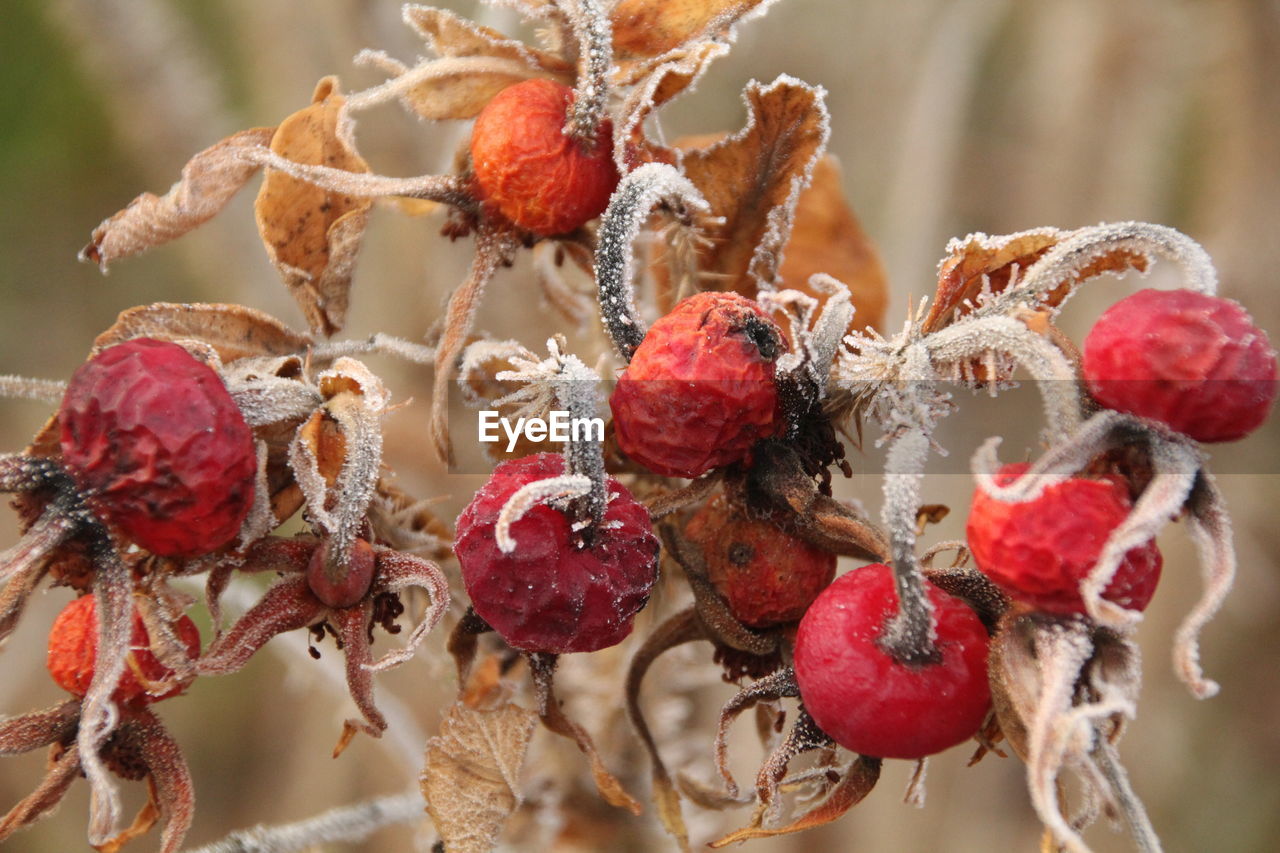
[2,1,1277,850]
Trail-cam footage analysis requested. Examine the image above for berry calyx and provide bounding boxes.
[684,495,835,627]
[469,78,620,236]
[609,291,785,478]
[966,463,1162,615]
[58,337,257,557]
[47,594,201,707]
[793,564,991,760]
[1082,287,1277,442]
[454,453,659,654]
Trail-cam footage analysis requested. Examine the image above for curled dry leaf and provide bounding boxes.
[254,77,372,337]
[922,228,1151,334]
[421,700,538,853]
[80,127,276,270]
[709,755,881,848]
[610,0,775,58]
[90,303,312,363]
[778,156,887,333]
[681,76,830,295]
[397,7,571,121]
[614,41,728,170]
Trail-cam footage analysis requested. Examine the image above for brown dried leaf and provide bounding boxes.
[779,156,887,332]
[923,229,1151,333]
[613,41,728,170]
[82,127,276,269]
[422,700,538,853]
[709,756,881,847]
[399,8,572,120]
[681,77,829,295]
[611,0,773,58]
[91,303,311,363]
[255,78,371,337]
[297,410,346,488]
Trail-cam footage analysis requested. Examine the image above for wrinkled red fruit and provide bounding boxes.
[47,594,201,708]
[793,564,991,760]
[59,337,257,557]
[470,78,619,236]
[1082,287,1277,442]
[684,495,835,627]
[966,463,1162,615]
[610,292,784,478]
[455,453,659,654]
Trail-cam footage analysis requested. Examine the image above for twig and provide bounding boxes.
[181,790,425,853]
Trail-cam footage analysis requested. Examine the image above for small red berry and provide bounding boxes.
[469,78,620,236]
[966,463,1162,615]
[59,338,257,557]
[306,538,376,609]
[1082,288,1277,442]
[47,594,201,707]
[610,292,784,478]
[684,495,835,627]
[455,453,659,654]
[793,564,991,760]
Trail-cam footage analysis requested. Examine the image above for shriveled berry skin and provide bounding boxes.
[455,453,658,654]
[1082,288,1277,442]
[793,564,991,760]
[59,338,257,557]
[966,463,1162,615]
[470,78,619,236]
[684,495,835,627]
[610,292,784,478]
[47,594,201,708]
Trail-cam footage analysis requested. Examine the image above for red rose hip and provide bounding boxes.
[469,78,619,236]
[455,453,658,654]
[966,463,1162,615]
[793,564,991,760]
[610,291,784,478]
[684,495,835,627]
[59,337,257,557]
[1082,287,1277,442]
[47,594,201,707]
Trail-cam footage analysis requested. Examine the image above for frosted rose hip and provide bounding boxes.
[455,453,658,654]
[966,463,1162,615]
[1082,288,1277,442]
[793,564,991,760]
[684,495,835,627]
[470,78,619,236]
[58,337,257,557]
[47,594,201,707]
[610,291,784,478]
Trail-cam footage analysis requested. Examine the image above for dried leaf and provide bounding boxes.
[614,41,728,169]
[681,76,830,294]
[255,77,372,337]
[709,756,881,847]
[91,303,311,363]
[610,0,775,58]
[398,7,571,120]
[778,156,887,332]
[296,410,347,488]
[923,229,1150,333]
[82,127,276,269]
[422,700,538,853]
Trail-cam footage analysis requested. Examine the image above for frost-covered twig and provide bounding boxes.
[181,790,425,853]
[595,164,711,360]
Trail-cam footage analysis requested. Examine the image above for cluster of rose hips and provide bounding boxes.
[4,2,1278,852]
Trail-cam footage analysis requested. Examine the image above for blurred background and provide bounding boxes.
[1,0,1277,850]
